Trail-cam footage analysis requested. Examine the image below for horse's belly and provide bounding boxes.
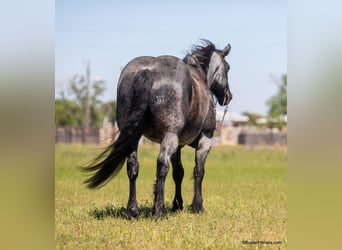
[178,125,202,145]
[142,121,202,146]
[142,129,162,144]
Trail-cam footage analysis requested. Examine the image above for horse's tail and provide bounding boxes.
[80,69,153,189]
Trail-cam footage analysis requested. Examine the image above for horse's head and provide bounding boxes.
[184,40,233,106]
[207,44,232,106]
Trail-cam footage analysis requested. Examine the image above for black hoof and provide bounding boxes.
[171,199,183,212]
[189,204,205,213]
[127,204,139,219]
[152,206,166,218]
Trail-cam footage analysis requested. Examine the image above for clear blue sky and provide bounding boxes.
[55,0,286,116]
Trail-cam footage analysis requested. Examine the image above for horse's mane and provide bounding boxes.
[183,39,216,73]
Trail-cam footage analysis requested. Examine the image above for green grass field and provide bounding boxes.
[55,144,287,249]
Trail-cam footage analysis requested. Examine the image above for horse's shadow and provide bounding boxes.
[89,204,176,220]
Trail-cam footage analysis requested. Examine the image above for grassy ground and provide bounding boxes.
[55,144,287,249]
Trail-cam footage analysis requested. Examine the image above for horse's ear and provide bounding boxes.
[222,44,231,57]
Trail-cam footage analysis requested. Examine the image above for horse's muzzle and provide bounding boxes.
[223,90,233,106]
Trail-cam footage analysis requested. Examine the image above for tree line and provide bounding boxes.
[242,74,287,129]
[55,74,116,128]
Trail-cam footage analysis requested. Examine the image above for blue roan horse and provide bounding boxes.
[81,40,233,218]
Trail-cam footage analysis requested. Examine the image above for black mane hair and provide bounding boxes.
[183,39,217,72]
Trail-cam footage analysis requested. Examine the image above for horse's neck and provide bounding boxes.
[185,57,213,107]
[188,65,212,108]
[188,64,207,87]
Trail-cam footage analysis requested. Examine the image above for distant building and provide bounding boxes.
[215,110,287,146]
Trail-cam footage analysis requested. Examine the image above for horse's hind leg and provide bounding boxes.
[171,147,184,211]
[190,131,213,213]
[153,132,179,217]
[126,142,139,219]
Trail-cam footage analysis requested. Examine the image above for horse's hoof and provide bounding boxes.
[189,204,205,213]
[129,209,139,218]
[152,207,166,218]
[127,205,139,219]
[171,200,183,212]
[152,214,167,220]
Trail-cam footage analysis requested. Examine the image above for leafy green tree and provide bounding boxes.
[69,74,106,128]
[69,75,86,107]
[90,104,104,128]
[266,74,287,118]
[100,101,117,124]
[55,99,82,127]
[266,74,287,129]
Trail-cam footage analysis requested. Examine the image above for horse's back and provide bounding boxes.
[117,55,189,92]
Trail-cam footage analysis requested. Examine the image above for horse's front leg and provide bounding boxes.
[126,142,139,219]
[190,131,213,213]
[153,132,179,217]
